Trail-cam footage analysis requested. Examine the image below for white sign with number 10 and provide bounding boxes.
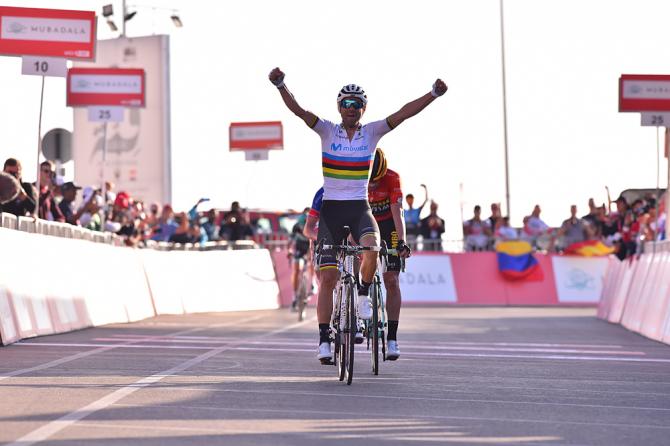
[88,107,124,123]
[21,56,67,78]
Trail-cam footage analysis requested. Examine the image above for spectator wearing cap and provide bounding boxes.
[79,186,104,231]
[58,181,87,225]
[0,158,36,216]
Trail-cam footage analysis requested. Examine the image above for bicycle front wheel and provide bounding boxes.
[370,280,380,375]
[296,273,308,322]
[345,281,356,385]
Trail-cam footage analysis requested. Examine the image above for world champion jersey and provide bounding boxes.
[368,169,403,222]
[309,117,394,201]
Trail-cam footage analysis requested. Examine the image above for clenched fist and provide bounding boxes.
[269,67,285,87]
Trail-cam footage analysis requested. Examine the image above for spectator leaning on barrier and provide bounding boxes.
[151,204,177,242]
[521,204,549,247]
[78,186,104,231]
[463,205,491,251]
[494,216,518,242]
[58,181,86,225]
[404,184,428,246]
[0,158,36,216]
[37,161,64,222]
[420,200,445,251]
[556,205,587,250]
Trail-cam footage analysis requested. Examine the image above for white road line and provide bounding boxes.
[11,342,669,363]
[148,386,670,412]
[232,346,670,364]
[112,402,670,430]
[5,316,315,446]
[0,314,265,381]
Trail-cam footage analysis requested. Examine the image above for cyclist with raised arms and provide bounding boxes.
[269,67,447,362]
[367,148,410,360]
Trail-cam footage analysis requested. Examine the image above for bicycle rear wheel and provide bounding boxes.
[345,281,356,385]
[370,280,380,375]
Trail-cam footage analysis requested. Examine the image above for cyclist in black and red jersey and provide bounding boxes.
[367,148,411,360]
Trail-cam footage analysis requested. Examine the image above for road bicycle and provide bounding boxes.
[366,241,403,375]
[317,227,398,384]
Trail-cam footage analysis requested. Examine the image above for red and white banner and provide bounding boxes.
[619,74,670,112]
[0,6,96,60]
[67,67,146,107]
[230,121,283,150]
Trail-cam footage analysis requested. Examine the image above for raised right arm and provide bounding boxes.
[269,67,318,128]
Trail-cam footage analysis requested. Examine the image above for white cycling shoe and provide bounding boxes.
[357,295,373,320]
[317,342,332,362]
[387,340,400,360]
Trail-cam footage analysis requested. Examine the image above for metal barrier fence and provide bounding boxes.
[0,212,259,251]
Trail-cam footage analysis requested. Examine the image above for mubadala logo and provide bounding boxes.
[330,143,368,152]
[76,79,90,88]
[565,268,594,291]
[6,22,27,34]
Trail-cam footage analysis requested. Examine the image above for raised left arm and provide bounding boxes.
[386,79,447,129]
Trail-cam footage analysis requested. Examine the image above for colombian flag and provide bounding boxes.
[496,241,543,281]
[564,240,615,257]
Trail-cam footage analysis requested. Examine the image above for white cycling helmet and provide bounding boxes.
[337,84,367,105]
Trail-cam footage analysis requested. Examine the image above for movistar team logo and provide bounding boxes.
[330,143,368,152]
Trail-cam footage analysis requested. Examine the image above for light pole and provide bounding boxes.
[499,0,512,222]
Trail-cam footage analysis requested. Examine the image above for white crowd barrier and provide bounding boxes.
[0,227,279,346]
[598,241,670,345]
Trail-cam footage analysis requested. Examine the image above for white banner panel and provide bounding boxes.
[21,56,67,77]
[398,255,458,303]
[73,35,171,206]
[552,256,609,303]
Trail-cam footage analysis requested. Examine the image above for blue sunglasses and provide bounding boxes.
[340,99,364,110]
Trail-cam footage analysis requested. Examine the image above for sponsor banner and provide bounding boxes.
[552,256,609,303]
[230,121,283,150]
[67,68,145,107]
[0,6,96,60]
[73,36,171,206]
[619,74,670,112]
[398,254,458,303]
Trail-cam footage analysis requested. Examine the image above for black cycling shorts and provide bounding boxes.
[377,218,401,272]
[317,200,379,270]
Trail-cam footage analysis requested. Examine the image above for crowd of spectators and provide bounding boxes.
[2,157,667,259]
[462,195,667,260]
[0,157,256,248]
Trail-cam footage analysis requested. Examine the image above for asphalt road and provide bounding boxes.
[1,307,669,446]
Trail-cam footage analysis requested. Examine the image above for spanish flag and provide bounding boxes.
[564,240,615,257]
[496,240,543,281]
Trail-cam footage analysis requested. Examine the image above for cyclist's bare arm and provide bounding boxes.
[391,203,407,243]
[269,67,318,128]
[386,79,447,129]
[303,214,319,240]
